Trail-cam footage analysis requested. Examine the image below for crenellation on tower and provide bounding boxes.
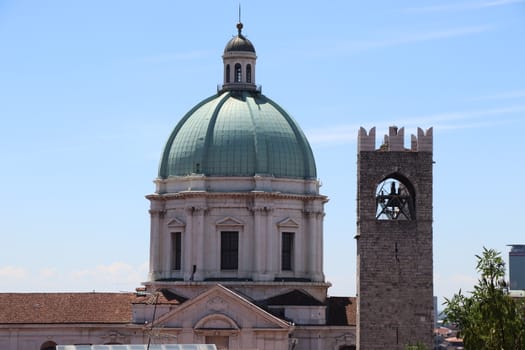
[415,127,433,152]
[385,126,405,151]
[358,126,376,152]
[358,126,433,152]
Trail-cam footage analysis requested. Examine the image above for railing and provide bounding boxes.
[217,83,261,93]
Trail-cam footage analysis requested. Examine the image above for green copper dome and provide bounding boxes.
[159,90,317,179]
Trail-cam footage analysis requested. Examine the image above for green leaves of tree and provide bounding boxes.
[443,247,525,349]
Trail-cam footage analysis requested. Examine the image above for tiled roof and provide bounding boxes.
[132,289,186,304]
[326,297,357,326]
[0,293,136,324]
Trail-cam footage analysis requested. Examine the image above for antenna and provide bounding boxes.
[238,3,241,23]
[236,4,244,35]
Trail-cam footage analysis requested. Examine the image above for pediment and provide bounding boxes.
[167,217,185,228]
[277,217,300,228]
[153,284,290,330]
[216,216,244,227]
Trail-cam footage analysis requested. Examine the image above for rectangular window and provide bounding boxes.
[172,232,182,270]
[282,232,294,271]
[221,231,238,270]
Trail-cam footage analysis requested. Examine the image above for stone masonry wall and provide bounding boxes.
[356,128,433,350]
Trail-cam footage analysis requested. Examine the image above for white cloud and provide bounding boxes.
[71,261,148,292]
[306,124,359,145]
[294,26,492,59]
[39,267,57,279]
[307,105,525,146]
[0,266,27,279]
[0,262,148,292]
[72,261,148,285]
[341,26,492,53]
[470,89,525,101]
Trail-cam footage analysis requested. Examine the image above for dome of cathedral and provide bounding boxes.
[158,90,317,179]
[158,22,316,181]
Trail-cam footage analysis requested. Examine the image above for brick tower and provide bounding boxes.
[356,126,434,349]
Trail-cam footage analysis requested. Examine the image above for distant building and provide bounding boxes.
[509,244,525,291]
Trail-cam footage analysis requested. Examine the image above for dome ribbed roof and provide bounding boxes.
[224,34,255,53]
[224,22,255,53]
[159,90,316,179]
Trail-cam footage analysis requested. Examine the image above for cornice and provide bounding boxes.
[147,191,328,203]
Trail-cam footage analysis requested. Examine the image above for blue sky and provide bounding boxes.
[1,1,524,305]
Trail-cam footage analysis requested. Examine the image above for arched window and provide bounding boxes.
[234,63,242,82]
[225,64,230,83]
[246,64,252,83]
[41,341,57,350]
[376,177,415,220]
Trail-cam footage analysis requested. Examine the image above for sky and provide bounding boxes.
[1,1,524,307]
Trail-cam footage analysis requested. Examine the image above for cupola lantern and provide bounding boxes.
[222,22,257,91]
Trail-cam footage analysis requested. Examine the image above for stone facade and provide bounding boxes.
[356,126,434,349]
[146,177,326,285]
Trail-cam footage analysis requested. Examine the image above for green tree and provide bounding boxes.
[443,247,525,349]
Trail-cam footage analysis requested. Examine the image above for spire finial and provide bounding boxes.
[237,3,243,35]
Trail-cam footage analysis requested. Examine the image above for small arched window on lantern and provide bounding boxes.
[225,64,230,83]
[376,176,415,220]
[235,63,242,82]
[246,64,252,83]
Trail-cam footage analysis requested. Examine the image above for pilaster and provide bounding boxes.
[252,206,272,281]
[183,207,194,281]
[148,207,165,281]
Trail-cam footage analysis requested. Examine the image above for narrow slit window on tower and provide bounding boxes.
[246,64,252,83]
[281,232,294,271]
[375,178,415,220]
[225,64,230,83]
[234,63,242,82]
[172,232,182,270]
[221,231,239,270]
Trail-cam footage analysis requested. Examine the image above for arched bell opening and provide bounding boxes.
[234,63,242,82]
[246,64,252,83]
[225,64,231,83]
[375,174,415,220]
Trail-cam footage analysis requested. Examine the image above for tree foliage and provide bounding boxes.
[443,247,525,349]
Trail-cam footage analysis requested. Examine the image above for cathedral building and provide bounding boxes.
[1,17,435,350]
[0,22,357,350]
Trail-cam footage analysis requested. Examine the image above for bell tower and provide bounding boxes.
[356,126,434,349]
